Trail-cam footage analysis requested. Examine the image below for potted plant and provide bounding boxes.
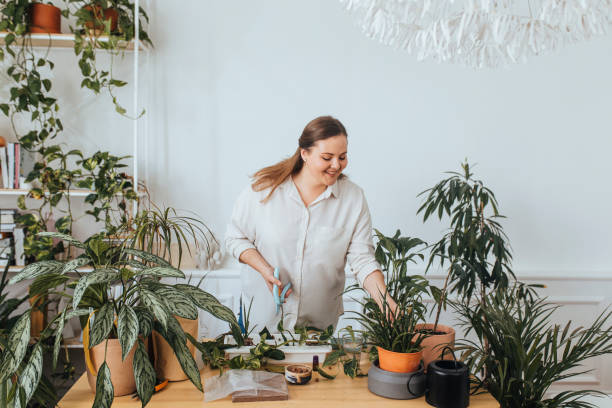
[352,274,429,373]
[417,161,513,368]
[455,283,612,408]
[28,2,61,34]
[372,229,454,369]
[2,231,241,407]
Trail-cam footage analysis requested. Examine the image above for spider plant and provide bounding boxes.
[455,283,612,408]
[353,275,429,353]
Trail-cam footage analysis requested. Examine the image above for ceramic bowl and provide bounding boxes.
[285,364,312,385]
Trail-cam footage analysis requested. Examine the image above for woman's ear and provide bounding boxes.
[300,148,309,162]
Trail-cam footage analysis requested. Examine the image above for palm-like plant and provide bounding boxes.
[0,232,239,408]
[455,284,612,408]
[418,161,514,331]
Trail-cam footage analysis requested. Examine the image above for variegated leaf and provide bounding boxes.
[37,231,85,249]
[8,261,63,284]
[61,256,91,274]
[124,248,171,267]
[89,303,114,348]
[0,312,31,380]
[53,310,66,369]
[155,286,198,320]
[175,284,238,326]
[93,362,114,408]
[140,289,169,331]
[133,340,155,406]
[14,342,43,407]
[65,308,92,320]
[29,273,69,296]
[135,266,184,278]
[154,322,202,391]
[72,269,120,310]
[118,306,138,361]
[134,307,154,337]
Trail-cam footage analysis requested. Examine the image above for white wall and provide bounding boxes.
[146,1,612,278]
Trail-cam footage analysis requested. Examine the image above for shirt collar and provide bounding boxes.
[283,176,340,203]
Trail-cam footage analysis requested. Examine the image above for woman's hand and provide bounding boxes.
[239,248,293,301]
[260,267,293,301]
[363,270,397,319]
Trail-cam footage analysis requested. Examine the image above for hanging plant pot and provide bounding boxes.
[376,346,422,373]
[82,5,119,35]
[152,316,198,381]
[28,3,61,34]
[415,323,455,371]
[85,339,137,396]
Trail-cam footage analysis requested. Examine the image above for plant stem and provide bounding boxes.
[433,267,451,333]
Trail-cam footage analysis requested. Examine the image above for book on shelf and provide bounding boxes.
[0,146,7,189]
[0,142,35,190]
[13,228,24,266]
[7,142,14,190]
[14,143,20,189]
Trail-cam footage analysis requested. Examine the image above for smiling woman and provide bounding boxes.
[225,116,397,333]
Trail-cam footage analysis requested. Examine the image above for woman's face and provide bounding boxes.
[301,134,348,186]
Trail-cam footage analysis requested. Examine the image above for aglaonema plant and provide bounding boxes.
[418,161,514,333]
[0,232,241,408]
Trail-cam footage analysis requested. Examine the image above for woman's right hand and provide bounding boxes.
[260,268,293,301]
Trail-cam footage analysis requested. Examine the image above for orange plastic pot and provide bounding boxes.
[28,3,61,34]
[376,346,422,373]
[415,323,456,370]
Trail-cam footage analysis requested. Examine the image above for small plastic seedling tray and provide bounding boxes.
[224,333,331,365]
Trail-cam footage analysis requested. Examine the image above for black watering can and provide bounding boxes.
[425,347,469,408]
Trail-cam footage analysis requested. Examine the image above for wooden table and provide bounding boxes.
[60,366,499,407]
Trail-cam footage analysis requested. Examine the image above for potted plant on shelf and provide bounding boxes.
[455,283,612,408]
[417,161,513,369]
[353,274,429,373]
[2,231,241,407]
[372,229,454,369]
[28,2,61,33]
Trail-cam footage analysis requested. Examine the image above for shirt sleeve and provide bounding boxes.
[346,189,381,287]
[225,185,257,261]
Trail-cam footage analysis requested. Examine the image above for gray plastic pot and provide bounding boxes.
[367,359,426,399]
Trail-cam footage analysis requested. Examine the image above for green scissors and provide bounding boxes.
[272,267,291,314]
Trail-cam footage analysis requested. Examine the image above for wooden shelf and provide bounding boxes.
[0,188,147,197]
[0,32,146,51]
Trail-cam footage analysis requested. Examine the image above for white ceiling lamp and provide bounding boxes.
[340,0,612,68]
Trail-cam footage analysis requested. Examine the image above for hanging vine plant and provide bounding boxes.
[0,0,153,263]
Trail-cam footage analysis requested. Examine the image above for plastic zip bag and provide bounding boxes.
[204,370,288,402]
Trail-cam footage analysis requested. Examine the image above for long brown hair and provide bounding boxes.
[252,115,347,202]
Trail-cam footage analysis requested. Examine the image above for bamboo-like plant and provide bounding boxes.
[418,161,514,331]
[455,284,612,408]
[0,232,240,408]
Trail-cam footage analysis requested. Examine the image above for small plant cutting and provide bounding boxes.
[0,232,240,408]
[455,283,612,408]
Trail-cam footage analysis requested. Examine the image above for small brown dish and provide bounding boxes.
[285,364,312,385]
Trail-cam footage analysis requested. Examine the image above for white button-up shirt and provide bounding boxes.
[225,176,380,332]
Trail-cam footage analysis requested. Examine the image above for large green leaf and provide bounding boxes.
[174,284,238,326]
[61,256,92,274]
[14,343,43,407]
[0,312,31,381]
[93,362,114,408]
[72,269,120,309]
[53,310,66,369]
[134,307,154,337]
[118,306,138,361]
[154,321,202,391]
[89,303,115,348]
[9,261,63,284]
[140,289,169,331]
[135,266,184,278]
[133,340,155,406]
[155,286,198,320]
[124,248,171,267]
[37,231,85,249]
[29,273,70,296]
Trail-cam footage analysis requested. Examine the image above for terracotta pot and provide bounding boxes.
[28,3,61,34]
[376,346,422,373]
[415,323,456,370]
[86,339,137,396]
[152,316,198,381]
[28,292,46,338]
[83,5,119,34]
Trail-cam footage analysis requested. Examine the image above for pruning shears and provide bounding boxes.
[272,267,291,314]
